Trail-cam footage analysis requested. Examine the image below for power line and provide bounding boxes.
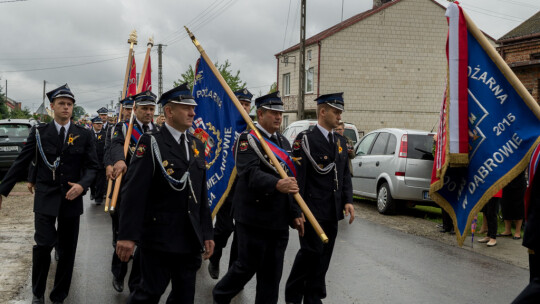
[282,0,293,50]
[0,55,126,73]
[460,3,526,22]
[0,0,27,3]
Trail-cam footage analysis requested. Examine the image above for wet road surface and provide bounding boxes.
[20,195,529,303]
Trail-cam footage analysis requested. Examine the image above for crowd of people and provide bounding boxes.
[0,83,357,304]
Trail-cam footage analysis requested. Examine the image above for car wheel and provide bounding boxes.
[377,182,396,215]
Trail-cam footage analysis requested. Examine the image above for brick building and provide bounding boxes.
[275,0,494,134]
[498,11,540,102]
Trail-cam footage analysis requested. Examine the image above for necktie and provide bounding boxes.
[179,133,187,160]
[143,124,149,133]
[57,126,65,155]
[270,134,280,147]
[328,132,336,151]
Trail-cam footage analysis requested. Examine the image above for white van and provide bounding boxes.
[282,119,361,146]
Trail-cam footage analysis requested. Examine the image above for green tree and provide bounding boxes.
[9,107,32,119]
[72,105,86,121]
[0,81,10,119]
[268,82,277,93]
[174,59,247,92]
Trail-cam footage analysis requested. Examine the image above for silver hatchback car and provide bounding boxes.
[352,128,435,214]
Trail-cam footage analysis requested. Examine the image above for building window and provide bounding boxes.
[283,73,291,96]
[307,50,312,61]
[306,67,314,93]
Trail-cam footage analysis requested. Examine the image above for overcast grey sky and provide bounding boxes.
[0,0,538,115]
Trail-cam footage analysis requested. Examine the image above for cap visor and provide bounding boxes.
[328,103,344,111]
[169,99,198,106]
[261,105,284,112]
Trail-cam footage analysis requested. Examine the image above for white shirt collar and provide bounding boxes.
[256,124,276,138]
[136,118,153,131]
[316,124,333,142]
[164,122,189,143]
[54,120,71,134]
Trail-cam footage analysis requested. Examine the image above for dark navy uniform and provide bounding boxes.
[512,154,540,303]
[118,84,213,303]
[109,92,158,292]
[208,89,253,278]
[0,84,99,303]
[213,91,301,304]
[90,117,107,204]
[285,93,353,304]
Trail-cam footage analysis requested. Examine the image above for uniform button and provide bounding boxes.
[188,211,191,214]
[61,163,64,165]
[153,217,156,221]
[255,200,259,203]
[334,190,336,192]
[188,196,192,199]
[60,173,63,176]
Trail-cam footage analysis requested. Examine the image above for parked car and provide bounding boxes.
[351,128,435,214]
[282,119,361,146]
[0,118,38,173]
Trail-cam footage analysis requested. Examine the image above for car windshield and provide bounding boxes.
[344,129,357,144]
[407,134,434,160]
[0,124,31,139]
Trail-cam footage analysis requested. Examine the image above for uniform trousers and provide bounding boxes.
[285,220,338,304]
[512,278,540,304]
[209,199,238,269]
[127,247,202,304]
[90,168,106,201]
[213,222,289,304]
[110,210,141,292]
[33,212,80,302]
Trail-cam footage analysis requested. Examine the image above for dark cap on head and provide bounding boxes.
[234,88,253,103]
[46,84,75,103]
[158,83,197,107]
[134,90,157,106]
[91,116,103,124]
[315,92,344,111]
[97,107,108,114]
[255,91,284,112]
[120,96,134,109]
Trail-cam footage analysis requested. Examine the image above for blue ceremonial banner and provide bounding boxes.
[191,57,247,215]
[431,4,540,246]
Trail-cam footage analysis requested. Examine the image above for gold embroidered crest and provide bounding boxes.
[191,141,200,157]
[162,160,169,167]
[166,168,174,175]
[67,134,80,145]
[337,139,342,153]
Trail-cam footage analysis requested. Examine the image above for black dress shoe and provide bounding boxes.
[208,261,219,279]
[113,277,124,292]
[32,295,44,304]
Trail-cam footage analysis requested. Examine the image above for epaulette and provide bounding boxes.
[35,122,47,129]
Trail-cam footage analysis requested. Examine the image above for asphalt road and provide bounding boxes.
[16,195,529,304]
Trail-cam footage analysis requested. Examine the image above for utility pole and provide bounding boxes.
[297,0,306,120]
[5,80,7,100]
[157,43,165,114]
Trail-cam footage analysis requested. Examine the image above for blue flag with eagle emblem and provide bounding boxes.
[191,57,247,215]
[430,3,540,246]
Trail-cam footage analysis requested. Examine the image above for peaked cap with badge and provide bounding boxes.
[234,88,253,102]
[46,84,75,103]
[91,116,103,124]
[255,91,284,112]
[134,90,157,106]
[314,92,344,111]
[120,96,134,109]
[158,83,197,107]
[97,107,108,115]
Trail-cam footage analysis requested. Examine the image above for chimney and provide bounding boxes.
[373,0,392,8]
